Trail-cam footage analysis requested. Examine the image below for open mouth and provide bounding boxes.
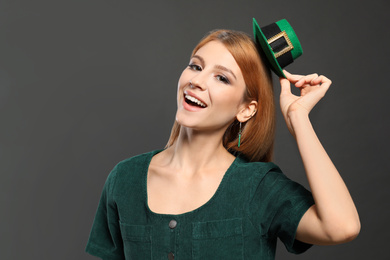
[184,93,207,108]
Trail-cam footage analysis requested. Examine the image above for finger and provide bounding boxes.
[279,77,292,95]
[283,70,305,83]
[295,73,319,87]
[311,75,332,86]
[316,76,332,92]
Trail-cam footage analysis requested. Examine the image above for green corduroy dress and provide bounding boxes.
[86,149,314,259]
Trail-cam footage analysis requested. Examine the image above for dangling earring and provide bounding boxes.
[238,122,242,148]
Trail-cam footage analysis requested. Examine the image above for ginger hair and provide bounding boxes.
[166,30,275,162]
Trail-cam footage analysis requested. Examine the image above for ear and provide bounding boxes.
[236,100,258,123]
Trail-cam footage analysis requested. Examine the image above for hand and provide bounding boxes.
[279,70,332,135]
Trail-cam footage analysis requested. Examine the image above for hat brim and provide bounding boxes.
[253,18,285,78]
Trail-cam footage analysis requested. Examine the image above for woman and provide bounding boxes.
[86,19,360,259]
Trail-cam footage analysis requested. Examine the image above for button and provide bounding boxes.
[168,252,174,260]
[168,219,177,229]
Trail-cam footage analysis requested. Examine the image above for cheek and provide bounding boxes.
[177,72,184,90]
[178,69,191,86]
[213,87,244,110]
[177,69,195,106]
[176,70,187,97]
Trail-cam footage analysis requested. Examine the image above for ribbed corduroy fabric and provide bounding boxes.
[86,150,314,259]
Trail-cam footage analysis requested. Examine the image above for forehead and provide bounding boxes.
[193,41,243,77]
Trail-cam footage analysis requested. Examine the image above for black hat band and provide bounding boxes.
[260,23,294,68]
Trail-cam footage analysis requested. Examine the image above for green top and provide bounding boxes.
[86,150,314,259]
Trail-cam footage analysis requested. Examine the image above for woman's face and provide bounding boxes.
[176,40,247,131]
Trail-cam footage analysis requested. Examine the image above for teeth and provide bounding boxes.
[185,94,207,107]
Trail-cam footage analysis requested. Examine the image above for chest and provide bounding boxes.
[147,166,226,215]
[116,172,275,260]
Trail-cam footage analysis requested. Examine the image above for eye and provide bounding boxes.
[216,75,230,84]
[188,64,202,71]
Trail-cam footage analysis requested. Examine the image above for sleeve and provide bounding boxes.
[250,167,315,254]
[85,166,125,260]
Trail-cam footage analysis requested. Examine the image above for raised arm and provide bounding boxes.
[279,70,360,245]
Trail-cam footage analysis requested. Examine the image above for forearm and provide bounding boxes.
[290,111,360,243]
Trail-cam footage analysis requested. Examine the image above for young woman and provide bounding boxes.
[86,20,360,260]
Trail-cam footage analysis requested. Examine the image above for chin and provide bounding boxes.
[175,115,200,129]
[175,107,236,132]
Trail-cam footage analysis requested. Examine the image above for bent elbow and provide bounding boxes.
[327,219,361,244]
[343,220,361,242]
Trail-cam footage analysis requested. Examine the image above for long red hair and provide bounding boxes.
[166,30,275,162]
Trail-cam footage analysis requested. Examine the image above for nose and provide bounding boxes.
[189,74,206,91]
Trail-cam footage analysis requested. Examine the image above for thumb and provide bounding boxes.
[279,77,291,95]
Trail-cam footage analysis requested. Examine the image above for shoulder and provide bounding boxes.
[234,157,307,192]
[233,155,283,180]
[108,149,162,182]
[227,156,286,198]
[115,150,158,169]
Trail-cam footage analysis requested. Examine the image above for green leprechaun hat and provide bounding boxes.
[253,18,303,78]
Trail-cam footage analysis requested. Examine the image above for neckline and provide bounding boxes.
[144,149,240,218]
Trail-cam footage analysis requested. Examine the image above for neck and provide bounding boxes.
[166,126,234,171]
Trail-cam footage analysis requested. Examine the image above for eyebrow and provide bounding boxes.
[214,65,237,80]
[191,55,237,80]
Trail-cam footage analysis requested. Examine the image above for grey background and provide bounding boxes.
[0,0,389,259]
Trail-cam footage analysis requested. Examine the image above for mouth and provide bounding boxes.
[183,91,207,108]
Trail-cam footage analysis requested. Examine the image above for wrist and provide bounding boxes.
[288,109,310,123]
[287,110,312,136]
